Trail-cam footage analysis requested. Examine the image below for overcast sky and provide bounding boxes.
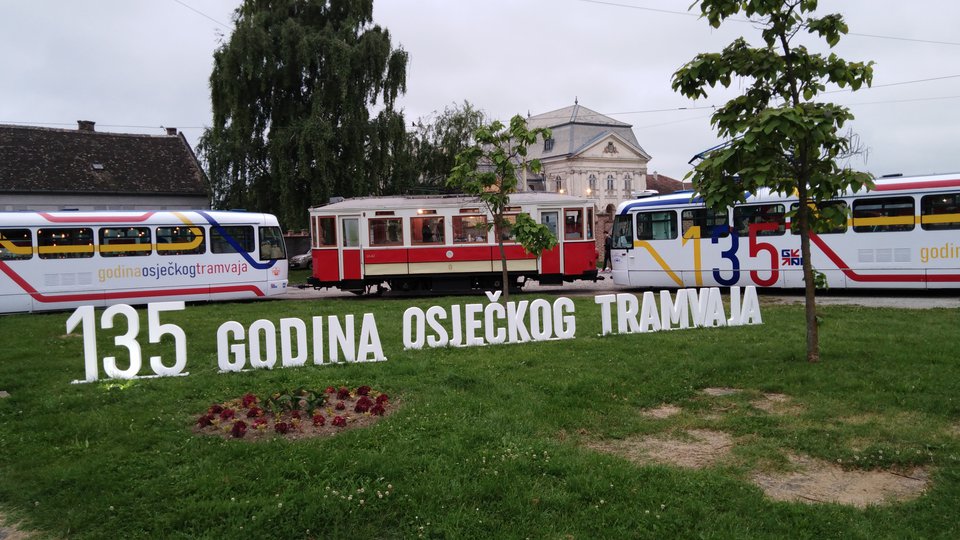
[2,0,958,180]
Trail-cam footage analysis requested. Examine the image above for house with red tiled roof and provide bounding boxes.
[0,121,209,211]
[645,171,690,195]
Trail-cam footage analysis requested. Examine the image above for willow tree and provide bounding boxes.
[410,101,487,191]
[448,115,556,300]
[199,0,408,229]
[672,0,874,362]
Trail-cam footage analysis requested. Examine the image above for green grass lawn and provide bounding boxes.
[1,293,958,538]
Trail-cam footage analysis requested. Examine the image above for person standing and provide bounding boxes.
[603,230,612,272]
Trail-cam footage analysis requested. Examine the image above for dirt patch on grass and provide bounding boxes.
[701,387,741,396]
[752,454,929,508]
[751,393,802,415]
[587,429,735,469]
[640,404,682,419]
[582,390,932,507]
[0,513,35,539]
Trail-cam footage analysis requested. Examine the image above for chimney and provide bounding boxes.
[165,127,178,136]
[77,120,95,132]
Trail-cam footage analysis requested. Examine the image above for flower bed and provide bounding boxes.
[193,386,392,440]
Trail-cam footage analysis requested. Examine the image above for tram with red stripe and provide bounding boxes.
[610,173,960,289]
[306,192,600,293]
[0,210,288,313]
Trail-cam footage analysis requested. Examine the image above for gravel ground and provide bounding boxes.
[282,275,960,309]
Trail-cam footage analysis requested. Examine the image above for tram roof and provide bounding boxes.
[0,209,277,227]
[616,172,960,214]
[310,192,594,213]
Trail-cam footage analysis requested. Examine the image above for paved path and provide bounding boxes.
[281,277,960,309]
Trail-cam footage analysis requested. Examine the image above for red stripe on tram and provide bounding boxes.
[0,260,264,303]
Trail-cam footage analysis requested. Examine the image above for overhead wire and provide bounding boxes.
[573,0,960,46]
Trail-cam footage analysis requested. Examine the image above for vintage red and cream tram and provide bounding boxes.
[306,192,600,293]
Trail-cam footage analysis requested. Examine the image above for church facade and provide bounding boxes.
[522,102,652,215]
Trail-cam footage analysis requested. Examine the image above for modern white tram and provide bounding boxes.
[0,210,288,314]
[611,173,960,289]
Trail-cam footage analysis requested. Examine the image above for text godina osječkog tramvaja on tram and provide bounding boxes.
[66,286,762,383]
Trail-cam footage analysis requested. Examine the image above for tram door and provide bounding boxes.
[540,210,562,274]
[340,216,362,281]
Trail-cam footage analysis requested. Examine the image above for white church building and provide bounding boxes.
[522,102,652,215]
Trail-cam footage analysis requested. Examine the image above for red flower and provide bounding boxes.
[332,416,346,427]
[291,410,302,420]
[335,401,346,411]
[246,407,264,418]
[312,413,326,426]
[230,420,248,438]
[241,393,258,408]
[370,403,386,416]
[356,385,371,396]
[354,396,373,413]
[219,408,235,421]
[337,387,351,400]
[275,422,289,434]
[375,394,389,404]
[208,404,224,415]
[325,386,335,394]
[196,413,215,427]
[252,418,268,429]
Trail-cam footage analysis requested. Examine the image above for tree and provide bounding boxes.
[672,0,874,362]
[199,0,408,230]
[409,101,487,191]
[448,115,557,300]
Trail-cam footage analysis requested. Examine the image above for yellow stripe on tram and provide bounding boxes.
[634,240,684,286]
[921,213,960,226]
[0,238,33,256]
[155,212,205,252]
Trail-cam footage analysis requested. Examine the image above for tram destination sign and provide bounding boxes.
[65,286,762,383]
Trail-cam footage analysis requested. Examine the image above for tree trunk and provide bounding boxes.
[797,188,820,362]
[498,238,509,301]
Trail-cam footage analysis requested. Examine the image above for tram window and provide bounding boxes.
[156,226,206,255]
[259,226,286,260]
[853,197,915,233]
[611,214,633,248]
[564,209,583,240]
[636,211,677,241]
[0,228,32,261]
[38,228,94,259]
[212,226,255,254]
[369,217,403,246]
[496,215,518,243]
[733,204,785,236]
[453,215,487,243]
[99,227,151,257]
[789,201,848,234]
[921,193,960,230]
[412,216,445,245]
[681,208,729,238]
[314,216,336,247]
[586,208,595,239]
[541,212,558,238]
[342,219,359,247]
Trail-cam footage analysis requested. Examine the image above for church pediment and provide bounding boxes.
[573,132,651,161]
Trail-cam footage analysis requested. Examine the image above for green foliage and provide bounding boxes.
[448,115,555,297]
[513,212,558,257]
[672,0,875,361]
[409,101,487,191]
[199,0,409,229]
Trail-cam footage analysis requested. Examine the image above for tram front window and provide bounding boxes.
[611,215,633,249]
